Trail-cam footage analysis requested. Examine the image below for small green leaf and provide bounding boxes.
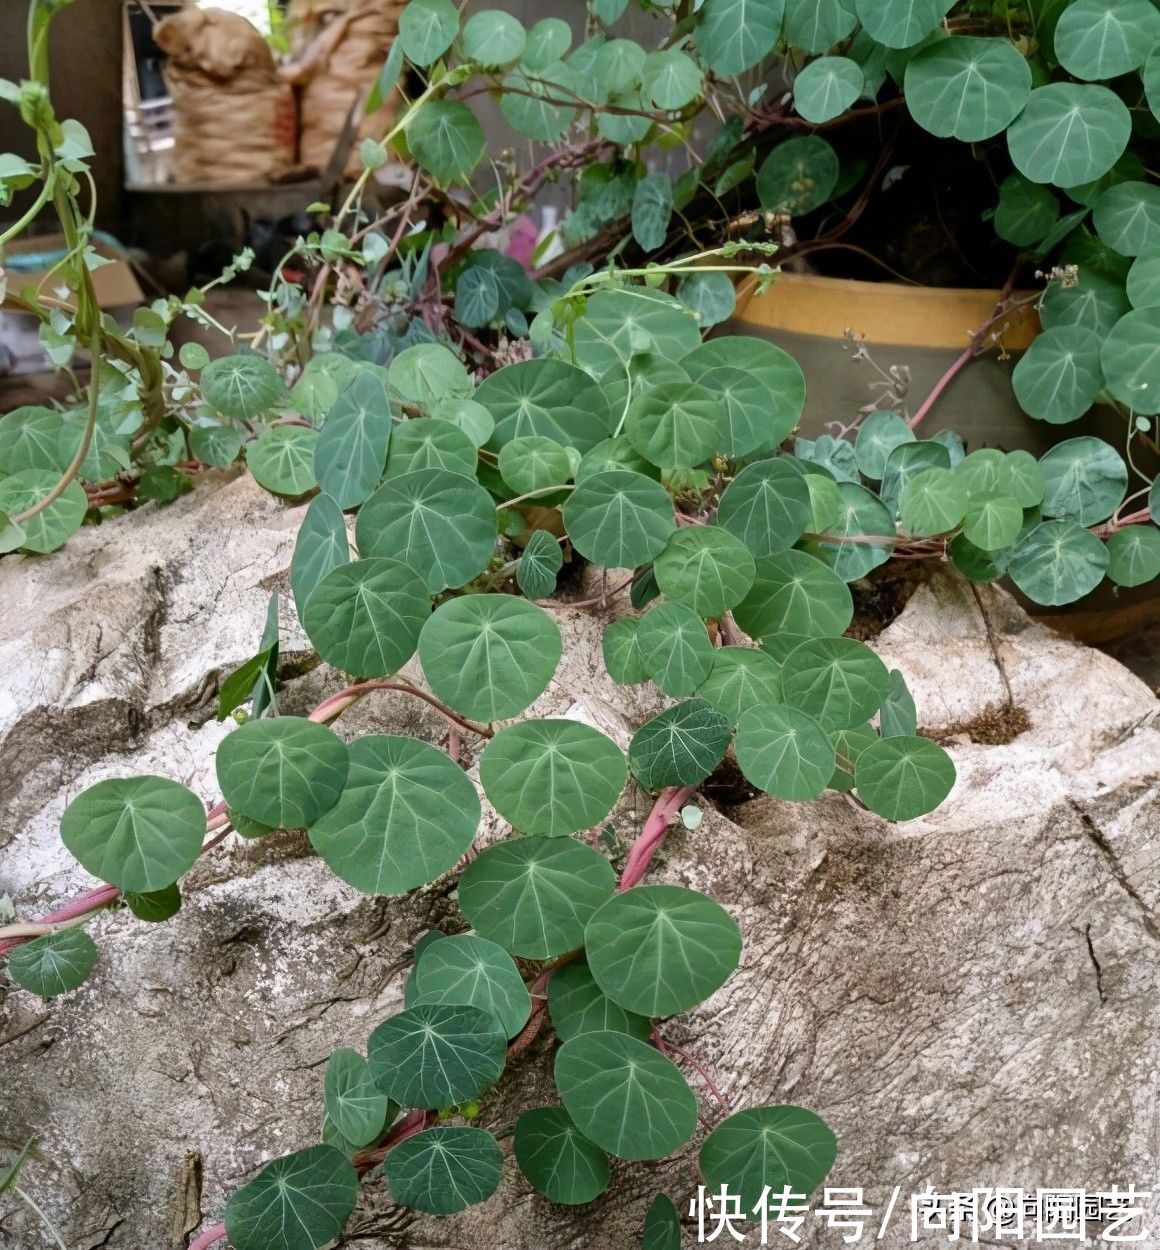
[899,467,969,536]
[555,1030,697,1159]
[855,735,956,820]
[676,270,737,329]
[201,355,286,420]
[1007,84,1130,188]
[696,0,785,76]
[1105,525,1160,587]
[499,435,573,495]
[313,367,392,509]
[460,9,525,64]
[247,427,319,497]
[60,777,205,893]
[603,616,649,684]
[779,637,890,730]
[654,526,755,617]
[994,174,1060,247]
[963,492,1023,551]
[854,0,947,48]
[628,699,732,790]
[224,1145,357,1250]
[325,1049,394,1149]
[632,171,673,252]
[514,1107,611,1204]
[398,0,459,65]
[517,529,564,599]
[879,669,918,738]
[734,704,836,800]
[563,470,676,568]
[547,960,652,1042]
[0,470,86,553]
[389,344,473,409]
[216,718,348,829]
[407,100,485,183]
[1012,326,1104,424]
[1126,253,1160,310]
[123,883,182,923]
[784,0,858,53]
[683,338,805,455]
[411,933,531,1038]
[699,1106,837,1210]
[478,359,612,453]
[756,135,839,215]
[820,483,895,581]
[794,56,864,124]
[854,410,916,480]
[586,884,742,1016]
[291,493,349,622]
[1092,182,1160,258]
[456,266,501,327]
[384,1126,503,1215]
[642,1194,683,1250]
[1007,519,1109,604]
[457,837,616,959]
[216,644,277,721]
[7,928,97,997]
[524,16,572,68]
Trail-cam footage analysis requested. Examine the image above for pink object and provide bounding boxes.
[505,215,539,270]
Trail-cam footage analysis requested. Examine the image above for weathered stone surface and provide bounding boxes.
[0,478,1156,1249]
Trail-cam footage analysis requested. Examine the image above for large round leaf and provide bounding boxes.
[756,136,839,215]
[695,0,785,76]
[476,360,612,453]
[683,338,805,455]
[628,698,732,790]
[1007,520,1109,605]
[406,99,484,183]
[457,836,616,959]
[794,56,863,125]
[1038,437,1127,525]
[7,928,98,997]
[637,600,716,697]
[1106,526,1160,587]
[384,1127,503,1215]
[480,719,627,837]
[324,1049,394,1149]
[514,1107,611,1205]
[586,884,742,1017]
[1012,326,1104,424]
[905,36,1031,141]
[216,717,349,829]
[418,595,561,721]
[60,776,206,893]
[411,933,531,1038]
[854,0,948,48]
[1007,84,1130,188]
[567,289,701,380]
[224,1145,358,1250]
[626,381,724,470]
[302,558,428,677]
[355,468,497,594]
[368,1003,506,1108]
[854,735,956,820]
[1100,308,1160,414]
[695,646,784,724]
[779,637,890,729]
[460,8,525,64]
[307,734,480,894]
[734,704,836,800]
[498,435,572,496]
[654,526,756,616]
[0,470,87,553]
[820,483,895,581]
[201,355,285,420]
[386,418,477,480]
[699,1106,837,1210]
[784,0,857,53]
[562,469,675,568]
[717,458,814,557]
[1093,182,1160,258]
[247,427,318,496]
[643,48,703,109]
[1054,0,1160,81]
[547,960,652,1042]
[555,1031,697,1160]
[733,549,853,639]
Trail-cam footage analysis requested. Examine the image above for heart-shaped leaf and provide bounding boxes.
[854,735,956,821]
[699,1106,837,1210]
[734,704,836,800]
[628,699,732,790]
[384,1126,503,1214]
[7,928,97,997]
[514,1106,611,1205]
[410,932,531,1038]
[224,1145,358,1250]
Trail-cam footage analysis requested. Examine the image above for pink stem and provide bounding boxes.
[908,343,974,430]
[619,785,697,891]
[1095,507,1151,538]
[187,1224,226,1250]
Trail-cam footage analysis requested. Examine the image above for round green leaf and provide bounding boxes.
[568,289,701,380]
[1012,326,1105,424]
[477,359,612,453]
[642,1195,683,1250]
[794,56,864,124]
[411,933,531,1038]
[385,418,477,480]
[457,836,616,959]
[820,483,896,581]
[563,469,675,568]
[7,928,97,997]
[418,595,561,721]
[683,338,806,455]
[368,1003,506,1108]
[389,344,472,410]
[313,366,392,509]
[779,637,890,730]
[717,458,814,557]
[994,174,1060,248]
[628,698,732,790]
[854,410,916,480]
[514,1107,611,1205]
[247,426,318,497]
[355,468,497,594]
[1008,519,1109,604]
[60,776,205,893]
[201,354,285,420]
[460,9,525,64]
[734,703,836,800]
[307,734,479,894]
[524,16,572,67]
[905,36,1031,141]
[291,492,349,622]
[637,600,716,697]
[676,270,737,330]
[1127,253,1160,310]
[642,49,703,109]
[1005,450,1045,508]
[516,529,564,600]
[547,960,652,1042]
[654,526,756,616]
[1093,182,1160,258]
[0,470,86,553]
[383,1126,502,1215]
[1041,270,1129,338]
[784,0,858,53]
[962,492,1023,551]
[302,558,428,678]
[695,646,784,724]
[224,1145,358,1250]
[756,136,840,215]
[0,406,68,474]
[854,0,947,48]
[1039,436,1127,525]
[434,396,494,447]
[555,1031,697,1160]
[1007,84,1130,188]
[398,0,459,65]
[480,719,627,837]
[899,467,969,536]
[699,1106,837,1210]
[586,884,741,1017]
[602,616,648,684]
[855,735,956,820]
[1054,0,1160,81]
[216,717,349,829]
[696,0,786,76]
[407,99,484,183]
[1105,525,1160,587]
[324,1049,394,1149]
[498,435,572,495]
[733,549,853,639]
[880,440,953,514]
[1101,308,1160,414]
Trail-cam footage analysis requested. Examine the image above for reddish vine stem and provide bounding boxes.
[619,785,697,891]
[654,1034,733,1114]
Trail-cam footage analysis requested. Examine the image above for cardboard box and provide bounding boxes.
[2,232,144,313]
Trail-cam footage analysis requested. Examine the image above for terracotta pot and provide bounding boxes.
[724,273,1156,644]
